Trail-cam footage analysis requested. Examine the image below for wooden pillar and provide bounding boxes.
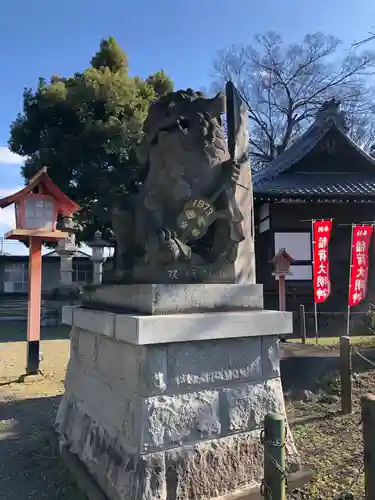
[26,236,43,375]
[278,275,286,311]
[340,336,353,414]
[300,304,306,344]
[263,412,286,500]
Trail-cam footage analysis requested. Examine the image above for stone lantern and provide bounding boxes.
[87,230,111,285]
[56,216,80,288]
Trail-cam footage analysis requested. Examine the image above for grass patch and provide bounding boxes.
[293,335,375,348]
[0,322,70,342]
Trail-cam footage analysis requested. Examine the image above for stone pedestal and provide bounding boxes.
[59,254,74,285]
[92,260,104,285]
[43,234,80,326]
[56,284,301,500]
[57,236,77,287]
[87,230,110,286]
[82,283,264,314]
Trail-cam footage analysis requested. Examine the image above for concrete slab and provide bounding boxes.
[62,307,293,345]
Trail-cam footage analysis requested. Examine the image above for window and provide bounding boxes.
[275,265,312,281]
[258,203,270,234]
[259,203,270,221]
[72,261,93,283]
[4,263,29,293]
[274,232,311,261]
[274,232,312,280]
[259,218,270,233]
[24,196,55,230]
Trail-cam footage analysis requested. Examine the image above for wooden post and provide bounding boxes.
[263,412,286,500]
[26,236,43,375]
[278,275,286,311]
[340,336,352,414]
[299,304,306,344]
[362,394,375,500]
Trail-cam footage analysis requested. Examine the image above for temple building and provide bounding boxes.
[253,99,375,327]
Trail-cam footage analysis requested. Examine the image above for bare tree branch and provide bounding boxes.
[352,27,375,48]
[212,32,375,170]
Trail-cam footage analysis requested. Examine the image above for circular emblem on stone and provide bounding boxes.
[176,197,216,241]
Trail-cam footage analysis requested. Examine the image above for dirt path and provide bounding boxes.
[288,370,375,500]
[1,331,374,499]
[0,336,84,499]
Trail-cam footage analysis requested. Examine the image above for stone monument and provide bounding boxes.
[104,84,255,285]
[87,230,111,286]
[42,217,82,327]
[56,83,303,500]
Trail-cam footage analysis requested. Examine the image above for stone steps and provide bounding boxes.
[0,297,45,321]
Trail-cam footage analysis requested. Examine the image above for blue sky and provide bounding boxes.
[0,0,374,253]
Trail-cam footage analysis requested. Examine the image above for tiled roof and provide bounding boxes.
[253,119,334,186]
[43,249,90,258]
[254,173,375,199]
[252,101,375,200]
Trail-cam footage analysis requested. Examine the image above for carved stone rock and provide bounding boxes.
[107,84,255,285]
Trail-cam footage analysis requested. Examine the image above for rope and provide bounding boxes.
[264,447,288,479]
[352,347,375,369]
[260,479,272,499]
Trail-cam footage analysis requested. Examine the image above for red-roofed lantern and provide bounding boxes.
[0,167,80,375]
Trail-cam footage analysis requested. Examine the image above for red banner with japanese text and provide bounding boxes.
[348,225,373,307]
[313,220,333,303]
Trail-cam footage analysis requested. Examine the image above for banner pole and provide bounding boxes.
[346,304,351,337]
[346,224,354,337]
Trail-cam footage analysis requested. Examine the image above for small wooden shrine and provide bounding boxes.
[0,167,80,374]
[271,248,295,277]
[271,248,295,312]
[253,99,375,316]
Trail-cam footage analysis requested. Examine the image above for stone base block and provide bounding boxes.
[56,306,301,499]
[62,307,293,345]
[57,400,266,500]
[82,283,264,315]
[57,399,299,500]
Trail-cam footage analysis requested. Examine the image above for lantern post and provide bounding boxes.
[0,167,80,375]
[56,216,79,288]
[87,230,111,286]
[270,248,295,312]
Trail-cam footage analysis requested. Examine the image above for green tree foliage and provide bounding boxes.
[91,36,129,73]
[9,37,174,243]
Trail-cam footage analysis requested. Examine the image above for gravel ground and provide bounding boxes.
[0,328,374,499]
[287,370,375,500]
[0,330,84,500]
